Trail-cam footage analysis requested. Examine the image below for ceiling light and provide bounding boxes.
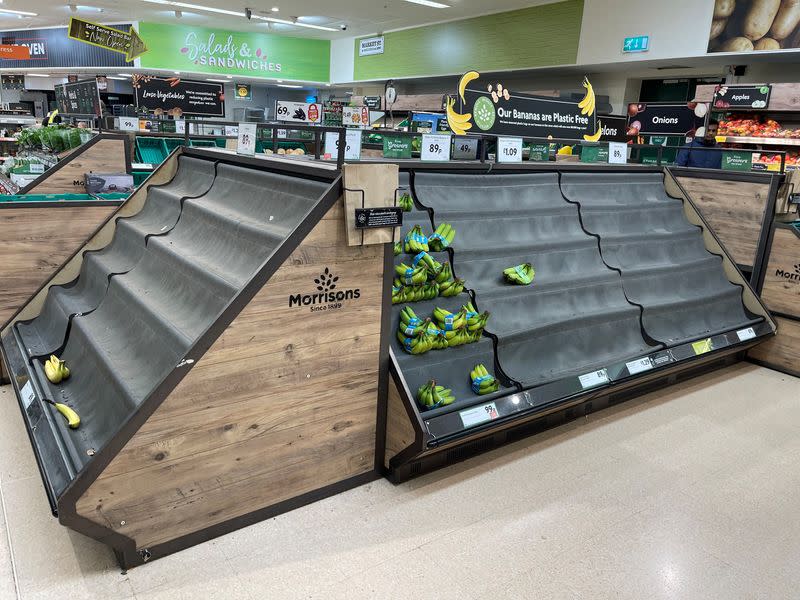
[174,71,180,75]
[118,73,133,77]
[206,78,229,83]
[107,76,128,80]
[226,75,232,79]
[26,73,49,77]
[271,6,279,11]
[277,84,302,89]
[0,8,38,15]
[403,0,449,6]
[262,16,337,31]
[277,79,283,83]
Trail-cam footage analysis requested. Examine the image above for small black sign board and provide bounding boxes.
[355,207,403,229]
[364,96,382,110]
[713,84,771,110]
[788,192,800,205]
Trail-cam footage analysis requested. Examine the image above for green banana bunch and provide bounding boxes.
[398,193,414,212]
[429,222,456,251]
[429,328,449,351]
[440,277,465,297]
[411,251,442,277]
[392,282,440,304]
[446,329,473,347]
[433,306,467,331]
[470,364,500,395]
[503,263,535,285]
[399,315,431,338]
[394,241,402,256]
[399,330,434,355]
[467,311,490,333]
[435,263,453,284]
[403,225,429,254]
[44,354,70,384]
[416,379,456,409]
[395,263,427,286]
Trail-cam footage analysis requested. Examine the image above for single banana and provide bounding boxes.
[583,121,602,142]
[458,70,480,102]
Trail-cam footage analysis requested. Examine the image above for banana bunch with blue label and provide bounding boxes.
[503,263,535,285]
[397,302,489,355]
[470,364,500,395]
[392,249,465,304]
[433,301,490,346]
[416,379,456,410]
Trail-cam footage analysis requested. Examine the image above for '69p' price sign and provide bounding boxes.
[421,133,451,161]
[497,137,523,163]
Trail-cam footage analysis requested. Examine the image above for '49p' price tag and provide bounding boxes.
[497,137,523,163]
[421,133,451,161]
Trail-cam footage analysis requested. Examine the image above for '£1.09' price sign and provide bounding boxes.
[497,137,523,163]
[421,133,452,162]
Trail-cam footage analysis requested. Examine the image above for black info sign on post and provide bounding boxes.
[355,207,403,229]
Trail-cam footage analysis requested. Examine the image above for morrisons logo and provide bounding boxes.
[289,268,361,312]
[774,263,800,282]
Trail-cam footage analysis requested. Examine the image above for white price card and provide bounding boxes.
[276,129,288,139]
[236,122,257,156]
[20,381,35,410]
[626,357,653,375]
[736,327,756,341]
[119,116,138,132]
[175,119,186,134]
[452,137,478,160]
[421,133,451,162]
[325,131,362,160]
[497,137,523,163]
[29,163,45,174]
[608,141,627,164]
[225,125,239,137]
[578,368,609,389]
[459,402,500,428]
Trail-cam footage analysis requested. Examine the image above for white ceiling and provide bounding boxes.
[0,0,561,39]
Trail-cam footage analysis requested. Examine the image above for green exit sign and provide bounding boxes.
[623,36,650,53]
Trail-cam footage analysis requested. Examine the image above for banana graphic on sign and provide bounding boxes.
[580,77,602,141]
[447,70,479,135]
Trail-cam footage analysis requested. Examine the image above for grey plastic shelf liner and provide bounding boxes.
[18,156,216,357]
[413,171,656,388]
[560,172,760,346]
[33,161,328,463]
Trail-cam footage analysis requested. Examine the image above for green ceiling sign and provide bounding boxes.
[137,22,330,82]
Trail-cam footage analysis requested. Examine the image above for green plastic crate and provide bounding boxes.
[188,139,217,148]
[136,137,169,164]
[164,138,186,153]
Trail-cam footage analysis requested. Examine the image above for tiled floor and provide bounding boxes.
[0,362,798,599]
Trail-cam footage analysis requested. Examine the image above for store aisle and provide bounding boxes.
[0,362,797,600]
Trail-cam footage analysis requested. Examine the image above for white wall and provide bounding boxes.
[330,38,355,84]
[577,0,715,64]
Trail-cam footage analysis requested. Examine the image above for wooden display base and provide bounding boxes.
[0,149,398,567]
[749,222,800,377]
[19,134,131,195]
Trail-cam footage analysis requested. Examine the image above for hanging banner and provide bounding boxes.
[626,103,701,136]
[448,71,599,141]
[54,79,101,116]
[235,82,252,101]
[0,25,134,68]
[67,17,147,62]
[133,75,225,117]
[137,22,330,82]
[275,101,322,124]
[713,84,771,109]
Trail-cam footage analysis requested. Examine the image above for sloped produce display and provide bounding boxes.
[384,165,776,482]
[0,148,392,567]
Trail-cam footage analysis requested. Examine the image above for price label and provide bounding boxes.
[276,103,290,118]
[736,327,756,341]
[608,141,627,164]
[578,368,609,389]
[452,137,478,160]
[276,129,287,139]
[224,125,239,137]
[626,357,653,375]
[20,381,35,409]
[459,402,499,428]
[497,137,523,163]
[691,338,713,355]
[119,116,138,132]
[29,163,45,174]
[175,119,185,134]
[325,131,361,160]
[236,122,257,156]
[421,133,451,162]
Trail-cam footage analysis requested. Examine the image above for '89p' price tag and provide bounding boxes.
[421,133,451,161]
[608,141,627,165]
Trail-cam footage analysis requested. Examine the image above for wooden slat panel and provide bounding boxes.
[26,139,128,195]
[0,205,116,325]
[676,176,769,267]
[748,316,800,377]
[385,378,416,469]
[75,199,385,550]
[760,226,800,319]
